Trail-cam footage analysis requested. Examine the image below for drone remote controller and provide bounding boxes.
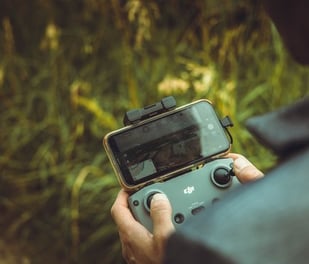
[128,158,240,232]
[104,97,237,231]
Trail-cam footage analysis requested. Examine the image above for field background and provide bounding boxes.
[1,0,308,263]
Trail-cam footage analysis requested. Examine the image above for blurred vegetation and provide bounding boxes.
[0,0,308,263]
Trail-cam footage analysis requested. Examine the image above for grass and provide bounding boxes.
[0,1,309,263]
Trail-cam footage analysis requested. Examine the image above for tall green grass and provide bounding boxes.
[0,0,308,263]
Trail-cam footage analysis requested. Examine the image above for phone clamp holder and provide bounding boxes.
[123,96,177,126]
[220,116,234,144]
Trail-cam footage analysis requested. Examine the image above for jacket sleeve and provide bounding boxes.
[163,145,309,264]
[164,232,235,264]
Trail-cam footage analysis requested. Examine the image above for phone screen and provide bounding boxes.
[105,100,230,187]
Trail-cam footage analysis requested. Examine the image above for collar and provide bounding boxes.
[245,97,309,158]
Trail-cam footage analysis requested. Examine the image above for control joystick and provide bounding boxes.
[145,191,162,211]
[211,166,234,188]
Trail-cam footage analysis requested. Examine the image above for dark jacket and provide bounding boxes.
[164,97,309,264]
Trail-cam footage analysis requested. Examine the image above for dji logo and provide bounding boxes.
[184,186,195,194]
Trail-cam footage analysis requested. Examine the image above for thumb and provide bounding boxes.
[234,156,264,183]
[150,193,174,237]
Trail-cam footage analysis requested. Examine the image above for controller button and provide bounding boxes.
[212,167,232,188]
[229,163,235,176]
[133,200,139,206]
[191,206,205,215]
[146,192,161,210]
[212,198,220,204]
[174,213,185,224]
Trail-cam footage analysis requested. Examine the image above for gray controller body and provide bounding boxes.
[128,158,240,232]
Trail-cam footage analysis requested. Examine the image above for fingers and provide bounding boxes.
[150,193,174,237]
[111,190,174,237]
[111,190,173,264]
[150,193,175,254]
[111,190,153,261]
[110,189,129,222]
[227,153,264,183]
[111,189,140,232]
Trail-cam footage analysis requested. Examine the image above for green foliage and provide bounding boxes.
[0,0,308,263]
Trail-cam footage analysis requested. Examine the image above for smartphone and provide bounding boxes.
[103,99,231,191]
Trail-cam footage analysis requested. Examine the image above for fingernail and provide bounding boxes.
[234,157,251,170]
[152,193,168,202]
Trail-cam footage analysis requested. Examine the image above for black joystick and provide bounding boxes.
[212,167,233,188]
[145,191,161,211]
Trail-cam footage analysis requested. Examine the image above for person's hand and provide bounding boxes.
[111,189,174,264]
[225,153,264,183]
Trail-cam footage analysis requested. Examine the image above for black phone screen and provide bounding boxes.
[106,101,230,186]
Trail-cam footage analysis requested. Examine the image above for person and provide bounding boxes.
[111,0,309,263]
